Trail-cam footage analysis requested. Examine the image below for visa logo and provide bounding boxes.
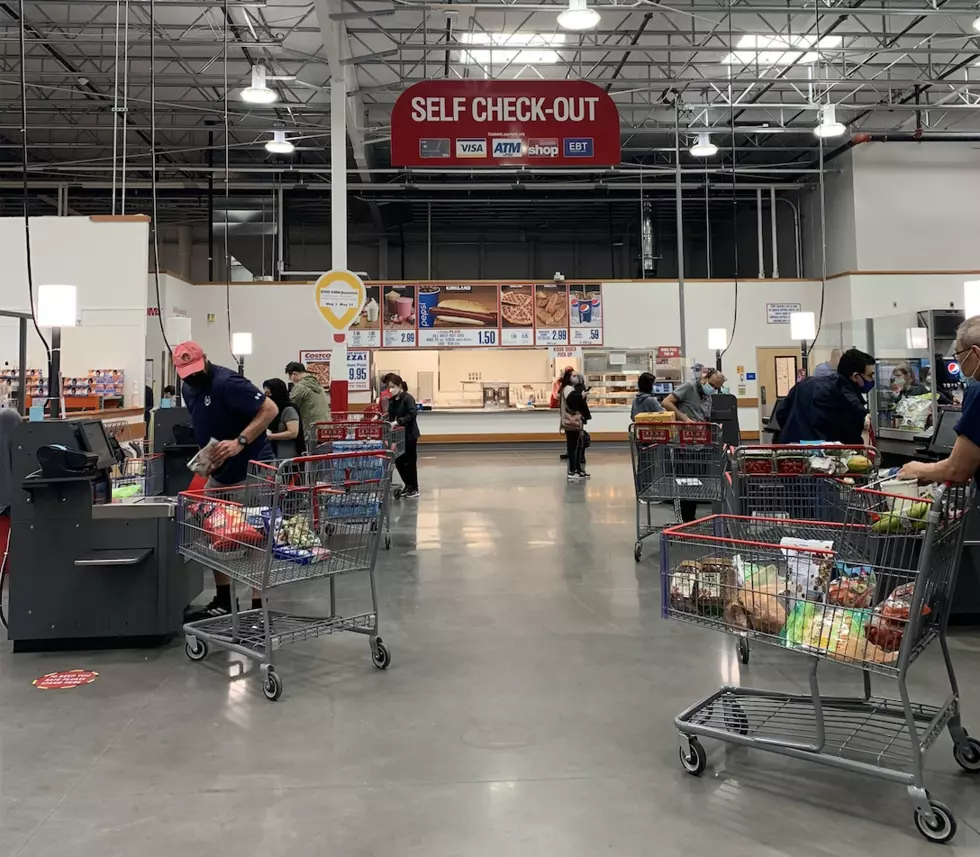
[492,138,523,158]
[527,138,559,158]
[563,137,594,157]
[455,138,487,158]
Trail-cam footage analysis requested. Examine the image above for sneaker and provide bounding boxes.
[185,596,237,623]
[401,488,420,499]
[567,471,582,480]
[578,470,591,478]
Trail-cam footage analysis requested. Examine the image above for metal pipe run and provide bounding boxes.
[770,186,779,279]
[756,188,765,280]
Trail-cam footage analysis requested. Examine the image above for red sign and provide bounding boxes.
[33,669,98,690]
[391,80,621,168]
[657,346,681,359]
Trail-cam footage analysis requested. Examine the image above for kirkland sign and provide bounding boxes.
[390,80,621,168]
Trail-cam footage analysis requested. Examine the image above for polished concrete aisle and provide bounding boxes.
[3,447,980,856]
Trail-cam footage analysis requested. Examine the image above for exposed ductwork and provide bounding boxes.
[641,200,657,277]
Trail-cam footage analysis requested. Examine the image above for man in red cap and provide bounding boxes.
[173,341,278,619]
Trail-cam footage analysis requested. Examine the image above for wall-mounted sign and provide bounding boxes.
[347,284,381,348]
[314,269,367,333]
[568,284,603,346]
[657,346,681,359]
[766,302,802,324]
[298,349,371,393]
[417,284,500,348]
[500,285,534,346]
[390,80,621,168]
[534,283,570,346]
[549,346,583,361]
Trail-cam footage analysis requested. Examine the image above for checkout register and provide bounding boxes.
[6,418,201,650]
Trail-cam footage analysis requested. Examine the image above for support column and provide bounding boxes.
[757,188,765,279]
[177,224,192,282]
[674,106,687,358]
[329,34,349,415]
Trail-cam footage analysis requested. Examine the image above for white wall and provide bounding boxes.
[0,216,149,406]
[804,150,858,278]
[602,281,681,349]
[146,272,193,392]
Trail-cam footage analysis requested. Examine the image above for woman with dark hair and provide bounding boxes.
[387,373,420,498]
[562,371,592,480]
[263,378,303,458]
[631,372,664,420]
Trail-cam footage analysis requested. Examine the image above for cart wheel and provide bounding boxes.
[372,639,391,670]
[371,520,379,532]
[393,487,402,500]
[633,542,642,563]
[384,533,391,550]
[723,699,750,736]
[914,800,956,844]
[679,738,707,776]
[953,737,980,773]
[738,637,750,665]
[185,638,208,662]
[262,669,283,702]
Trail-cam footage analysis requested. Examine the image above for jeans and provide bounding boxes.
[680,500,698,523]
[565,429,582,473]
[395,436,419,491]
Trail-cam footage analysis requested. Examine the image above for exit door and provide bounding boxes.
[756,347,802,423]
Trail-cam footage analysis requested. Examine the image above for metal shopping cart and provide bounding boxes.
[308,419,405,547]
[178,450,394,701]
[111,453,164,499]
[725,443,880,663]
[629,421,726,562]
[660,480,977,843]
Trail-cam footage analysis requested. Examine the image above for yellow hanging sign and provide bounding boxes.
[313,269,367,332]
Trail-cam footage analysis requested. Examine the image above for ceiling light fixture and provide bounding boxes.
[265,130,294,154]
[814,103,846,139]
[690,132,718,158]
[241,64,278,104]
[557,0,600,31]
[973,15,980,32]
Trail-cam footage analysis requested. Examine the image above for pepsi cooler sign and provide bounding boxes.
[391,80,621,167]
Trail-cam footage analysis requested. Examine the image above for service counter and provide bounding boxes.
[417,406,631,443]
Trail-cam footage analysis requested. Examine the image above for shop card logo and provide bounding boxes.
[455,138,487,158]
[527,138,559,158]
[491,138,523,158]
[563,137,594,158]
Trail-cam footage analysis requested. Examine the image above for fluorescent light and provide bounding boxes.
[974,15,980,32]
[265,130,294,154]
[708,328,728,350]
[906,327,928,350]
[557,0,600,31]
[37,284,77,327]
[790,311,816,341]
[458,31,565,65]
[241,64,278,104]
[232,332,253,356]
[722,34,842,67]
[814,104,846,138]
[690,132,718,158]
[965,281,980,318]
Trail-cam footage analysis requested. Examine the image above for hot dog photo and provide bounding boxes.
[417,284,499,329]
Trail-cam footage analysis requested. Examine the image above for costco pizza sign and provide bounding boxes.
[391,80,621,168]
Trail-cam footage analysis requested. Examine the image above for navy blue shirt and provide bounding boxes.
[954,385,980,485]
[182,365,273,485]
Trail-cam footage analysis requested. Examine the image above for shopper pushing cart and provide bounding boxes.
[629,421,726,562]
[661,479,977,843]
[179,450,394,701]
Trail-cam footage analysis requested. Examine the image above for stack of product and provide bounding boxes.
[64,369,125,399]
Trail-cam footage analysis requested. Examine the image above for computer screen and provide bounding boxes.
[78,420,116,469]
[654,382,673,395]
[930,408,961,454]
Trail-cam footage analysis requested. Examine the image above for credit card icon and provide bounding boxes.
[419,138,450,158]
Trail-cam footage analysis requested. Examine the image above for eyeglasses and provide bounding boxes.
[954,346,976,360]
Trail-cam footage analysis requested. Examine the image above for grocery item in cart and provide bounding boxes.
[634,411,673,424]
[668,557,734,615]
[725,579,787,635]
[783,602,899,665]
[187,438,220,476]
[779,537,834,596]
[864,582,931,652]
[826,563,875,608]
[203,506,266,551]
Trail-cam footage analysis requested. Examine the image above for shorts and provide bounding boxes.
[205,476,245,490]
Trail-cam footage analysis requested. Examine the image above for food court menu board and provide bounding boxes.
[346,282,602,349]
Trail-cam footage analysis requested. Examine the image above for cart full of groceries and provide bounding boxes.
[629,419,725,562]
[660,478,977,843]
[178,450,394,701]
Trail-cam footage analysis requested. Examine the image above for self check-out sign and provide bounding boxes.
[391,80,621,168]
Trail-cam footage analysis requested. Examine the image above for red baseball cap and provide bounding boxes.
[172,341,206,379]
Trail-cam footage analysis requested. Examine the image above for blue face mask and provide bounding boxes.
[701,383,716,396]
[861,378,875,393]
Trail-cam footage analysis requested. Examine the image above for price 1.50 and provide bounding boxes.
[477,330,497,346]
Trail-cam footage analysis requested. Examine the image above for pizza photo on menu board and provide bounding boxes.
[500,285,534,328]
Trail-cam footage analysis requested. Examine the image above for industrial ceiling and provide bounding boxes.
[3,0,980,224]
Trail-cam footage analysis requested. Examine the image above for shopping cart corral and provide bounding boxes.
[629,422,725,562]
[724,443,880,664]
[179,450,394,701]
[661,481,977,843]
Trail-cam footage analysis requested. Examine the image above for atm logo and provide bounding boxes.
[527,138,559,158]
[563,137,594,158]
[491,138,523,158]
[456,138,487,158]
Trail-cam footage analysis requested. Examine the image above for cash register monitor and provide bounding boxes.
[78,420,116,470]
[929,408,961,456]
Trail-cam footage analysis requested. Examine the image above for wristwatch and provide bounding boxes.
[237,435,248,447]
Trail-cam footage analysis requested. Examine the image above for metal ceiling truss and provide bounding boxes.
[3,0,980,220]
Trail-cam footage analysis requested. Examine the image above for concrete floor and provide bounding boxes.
[3,446,980,855]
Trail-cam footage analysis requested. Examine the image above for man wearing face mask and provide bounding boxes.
[663,368,726,423]
[173,341,278,619]
[775,348,876,445]
[900,318,980,484]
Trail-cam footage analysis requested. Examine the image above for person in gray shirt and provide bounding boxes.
[631,372,665,420]
[263,378,302,459]
[663,369,726,422]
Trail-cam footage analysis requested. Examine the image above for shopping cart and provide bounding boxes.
[307,420,405,547]
[660,480,977,843]
[111,453,164,499]
[178,450,394,701]
[724,443,880,663]
[629,421,726,562]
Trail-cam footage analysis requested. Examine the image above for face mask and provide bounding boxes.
[183,371,209,390]
[962,348,980,387]
[861,378,875,393]
[702,384,716,396]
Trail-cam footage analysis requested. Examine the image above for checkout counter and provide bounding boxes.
[6,418,201,650]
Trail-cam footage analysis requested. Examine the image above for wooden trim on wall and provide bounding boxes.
[828,269,980,280]
[89,214,150,223]
[736,397,759,408]
[193,277,821,287]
